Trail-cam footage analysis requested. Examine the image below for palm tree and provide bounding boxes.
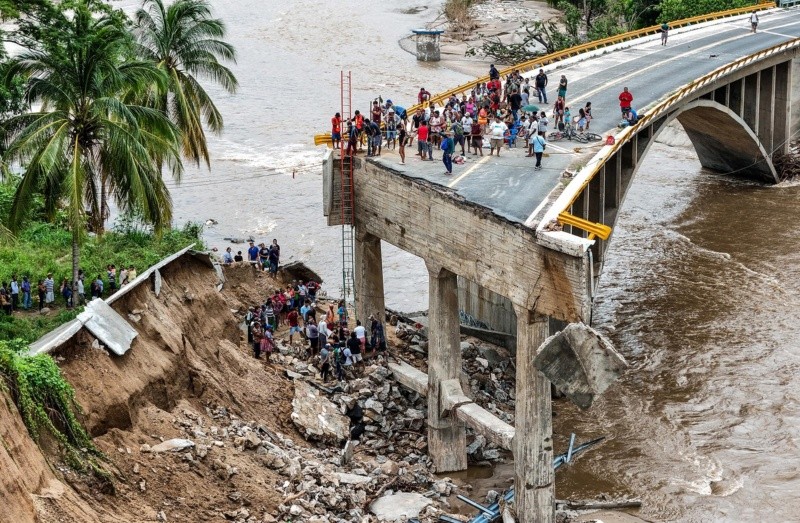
[133,0,238,168]
[2,2,183,294]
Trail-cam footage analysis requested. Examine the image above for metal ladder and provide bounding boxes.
[340,71,356,309]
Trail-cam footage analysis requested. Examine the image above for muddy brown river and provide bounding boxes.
[112,0,800,520]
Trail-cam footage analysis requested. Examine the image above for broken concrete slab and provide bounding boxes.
[153,268,162,297]
[534,322,628,409]
[369,492,433,521]
[81,299,138,356]
[335,472,372,485]
[281,261,324,284]
[388,361,428,396]
[291,380,350,443]
[150,439,195,453]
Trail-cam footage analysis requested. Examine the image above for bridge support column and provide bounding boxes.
[426,263,467,472]
[774,60,791,156]
[354,229,385,324]
[512,306,554,523]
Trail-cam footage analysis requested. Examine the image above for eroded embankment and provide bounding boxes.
[1,257,301,522]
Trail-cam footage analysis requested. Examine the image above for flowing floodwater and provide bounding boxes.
[114,0,800,520]
[552,140,800,522]
[114,0,467,311]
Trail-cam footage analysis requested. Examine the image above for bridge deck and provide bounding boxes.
[370,7,800,225]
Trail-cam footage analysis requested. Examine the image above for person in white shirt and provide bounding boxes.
[354,320,367,352]
[489,116,508,157]
[461,113,473,129]
[537,112,549,136]
[318,319,329,342]
[750,10,759,33]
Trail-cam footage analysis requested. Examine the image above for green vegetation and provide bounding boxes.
[134,0,238,167]
[0,0,236,302]
[0,338,105,476]
[468,0,764,63]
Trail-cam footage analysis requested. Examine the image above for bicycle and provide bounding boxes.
[548,124,587,143]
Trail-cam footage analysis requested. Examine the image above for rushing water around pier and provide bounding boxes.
[554,140,800,522]
[113,0,800,520]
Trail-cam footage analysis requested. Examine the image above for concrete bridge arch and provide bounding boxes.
[657,99,779,183]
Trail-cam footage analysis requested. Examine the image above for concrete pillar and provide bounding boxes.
[512,306,554,523]
[743,73,759,132]
[426,263,467,472]
[757,67,775,154]
[774,60,791,156]
[354,229,385,324]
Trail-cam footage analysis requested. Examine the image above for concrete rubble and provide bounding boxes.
[132,317,616,523]
[534,323,628,409]
[291,380,350,443]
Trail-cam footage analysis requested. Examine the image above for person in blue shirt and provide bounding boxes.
[222,247,233,265]
[440,132,454,175]
[247,240,260,267]
[532,132,547,171]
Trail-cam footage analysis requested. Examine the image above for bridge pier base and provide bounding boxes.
[426,263,468,472]
[513,306,554,523]
[354,229,385,323]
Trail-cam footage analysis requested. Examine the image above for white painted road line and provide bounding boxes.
[448,154,491,188]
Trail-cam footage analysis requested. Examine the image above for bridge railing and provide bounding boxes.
[538,36,800,242]
[313,2,775,145]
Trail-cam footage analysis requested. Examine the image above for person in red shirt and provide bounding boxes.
[354,110,364,152]
[417,121,431,160]
[371,100,382,125]
[287,308,301,345]
[331,112,341,149]
[418,87,431,104]
[619,87,633,116]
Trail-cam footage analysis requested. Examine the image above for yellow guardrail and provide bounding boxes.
[313,1,775,146]
[558,212,612,240]
[553,34,800,239]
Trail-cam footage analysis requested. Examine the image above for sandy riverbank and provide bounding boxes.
[401,0,562,78]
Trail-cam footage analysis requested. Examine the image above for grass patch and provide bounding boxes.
[0,221,201,342]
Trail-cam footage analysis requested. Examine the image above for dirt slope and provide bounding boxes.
[1,258,306,523]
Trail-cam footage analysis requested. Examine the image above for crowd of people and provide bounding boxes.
[0,265,138,315]
[245,283,387,383]
[331,65,610,173]
[222,238,281,276]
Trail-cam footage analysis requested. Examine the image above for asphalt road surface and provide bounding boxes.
[373,7,800,224]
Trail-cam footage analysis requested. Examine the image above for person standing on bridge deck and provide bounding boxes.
[418,87,431,104]
[489,63,500,81]
[489,116,508,157]
[440,132,454,175]
[331,112,341,149]
[750,10,759,33]
[469,119,484,156]
[398,124,407,164]
[557,75,568,102]
[660,21,670,45]
[619,87,633,116]
[535,69,548,103]
[417,120,431,161]
[532,132,547,171]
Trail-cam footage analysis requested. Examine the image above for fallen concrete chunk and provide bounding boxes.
[335,472,372,485]
[388,361,428,396]
[534,322,628,409]
[153,268,162,297]
[369,492,433,521]
[291,381,349,443]
[81,299,138,356]
[150,439,195,453]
